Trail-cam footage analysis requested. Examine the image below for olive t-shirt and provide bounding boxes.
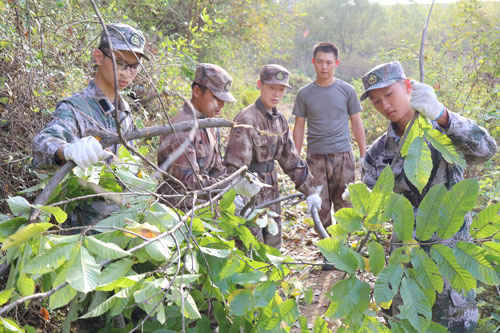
[292,79,362,154]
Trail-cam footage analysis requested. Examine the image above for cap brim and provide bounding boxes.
[112,47,149,61]
[360,79,399,101]
[262,80,291,88]
[212,90,236,103]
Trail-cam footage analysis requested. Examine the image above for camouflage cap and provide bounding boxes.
[260,64,291,88]
[100,23,148,60]
[194,63,236,102]
[360,61,406,101]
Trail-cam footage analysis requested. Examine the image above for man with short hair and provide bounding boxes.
[32,23,148,227]
[158,63,260,210]
[292,41,366,229]
[224,64,321,249]
[360,61,497,332]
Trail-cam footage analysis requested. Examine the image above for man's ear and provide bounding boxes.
[311,57,315,64]
[94,49,104,65]
[405,78,412,94]
[336,59,340,66]
[257,80,262,89]
[192,84,201,98]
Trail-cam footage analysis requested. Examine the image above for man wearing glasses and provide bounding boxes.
[32,23,147,170]
[31,23,147,230]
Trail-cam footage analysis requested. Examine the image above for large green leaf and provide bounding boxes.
[66,246,101,293]
[347,182,371,215]
[6,196,33,215]
[1,222,53,250]
[471,203,500,238]
[482,241,500,264]
[424,128,466,169]
[115,169,157,191]
[24,243,76,275]
[17,273,35,297]
[254,281,276,308]
[430,244,475,291]
[84,236,130,260]
[366,166,394,224]
[368,241,385,277]
[387,193,414,243]
[324,277,370,320]
[199,246,231,258]
[233,271,267,285]
[404,137,432,194]
[0,317,24,332]
[400,117,425,157]
[333,208,363,233]
[374,261,404,304]
[313,316,329,333]
[410,248,443,293]
[229,289,255,316]
[98,258,135,287]
[399,277,432,332]
[317,238,359,275]
[172,287,202,319]
[145,238,172,262]
[416,183,447,241]
[437,178,479,239]
[49,284,77,310]
[0,289,13,306]
[453,242,500,285]
[278,299,299,324]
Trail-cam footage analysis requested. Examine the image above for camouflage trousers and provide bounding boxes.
[247,170,282,249]
[67,199,120,233]
[306,151,355,228]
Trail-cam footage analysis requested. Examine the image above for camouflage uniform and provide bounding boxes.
[31,23,147,229]
[157,63,235,211]
[224,65,316,249]
[157,103,226,209]
[361,61,498,332]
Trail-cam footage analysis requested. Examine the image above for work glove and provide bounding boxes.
[410,80,444,121]
[306,193,322,213]
[234,195,251,219]
[63,136,108,169]
[234,173,263,198]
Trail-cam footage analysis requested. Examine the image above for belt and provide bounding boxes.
[249,161,275,173]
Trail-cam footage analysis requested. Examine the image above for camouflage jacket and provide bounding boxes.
[224,98,315,198]
[32,80,133,170]
[363,111,497,207]
[157,103,226,196]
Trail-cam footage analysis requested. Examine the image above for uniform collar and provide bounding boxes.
[87,80,131,115]
[183,102,204,119]
[256,97,278,120]
[387,122,402,144]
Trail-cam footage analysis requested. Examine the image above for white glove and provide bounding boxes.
[63,136,108,169]
[410,80,444,121]
[234,195,251,218]
[306,193,322,213]
[234,173,263,198]
[359,157,365,173]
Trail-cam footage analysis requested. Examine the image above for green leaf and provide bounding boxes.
[410,248,443,293]
[304,287,313,305]
[66,246,101,293]
[6,196,33,215]
[399,277,432,331]
[278,299,299,324]
[453,242,500,285]
[172,287,202,319]
[334,208,363,233]
[430,244,476,291]
[424,128,466,169]
[38,205,67,224]
[115,169,157,191]
[416,183,447,241]
[347,182,371,215]
[471,203,500,238]
[199,246,230,258]
[229,289,255,316]
[299,316,309,333]
[324,277,370,320]
[2,222,53,250]
[233,271,266,285]
[98,258,134,287]
[367,241,385,276]
[49,284,77,310]
[0,289,13,306]
[80,292,118,318]
[24,243,76,275]
[313,316,329,333]
[317,238,358,275]
[374,261,404,304]
[213,301,231,333]
[400,117,423,157]
[366,166,394,224]
[84,236,131,260]
[403,137,432,193]
[437,178,479,239]
[17,273,35,297]
[387,193,414,243]
[254,281,276,307]
[0,217,26,241]
[482,241,500,263]
[0,317,24,332]
[220,189,236,211]
[145,238,172,262]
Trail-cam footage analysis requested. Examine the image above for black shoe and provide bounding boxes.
[321,258,335,271]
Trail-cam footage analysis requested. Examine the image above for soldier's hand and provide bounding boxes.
[234,173,263,197]
[63,136,109,169]
[410,80,444,121]
[306,193,322,213]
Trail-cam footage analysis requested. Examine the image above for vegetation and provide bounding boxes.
[0,0,498,331]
